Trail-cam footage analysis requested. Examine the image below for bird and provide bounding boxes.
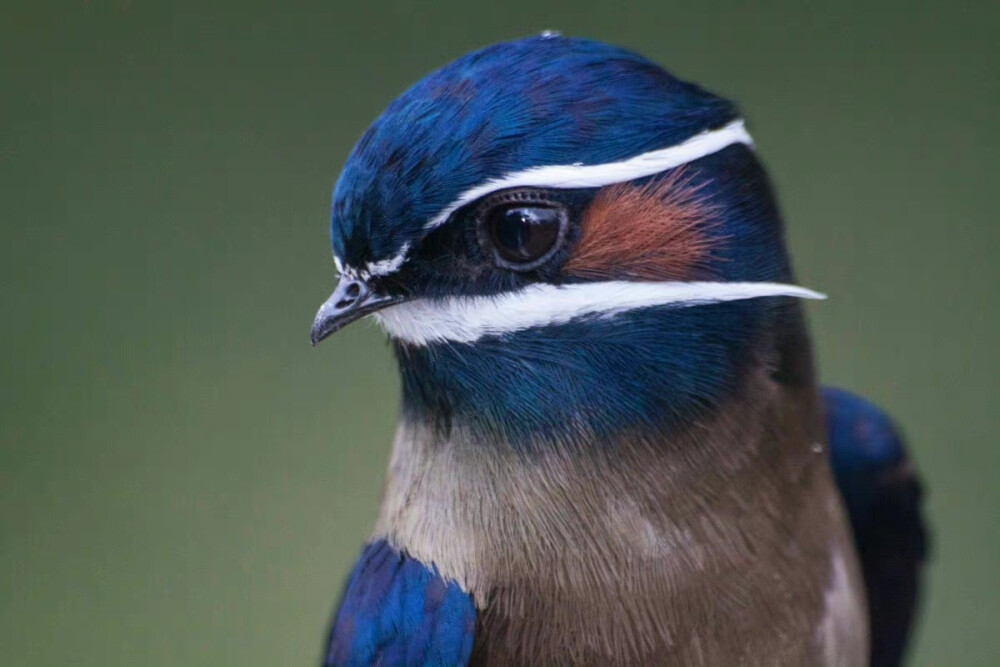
[310,34,928,667]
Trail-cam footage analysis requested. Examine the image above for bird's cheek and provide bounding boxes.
[563,170,724,282]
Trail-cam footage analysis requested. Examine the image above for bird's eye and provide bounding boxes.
[478,192,568,270]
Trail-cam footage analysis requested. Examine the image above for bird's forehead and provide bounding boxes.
[330,35,737,270]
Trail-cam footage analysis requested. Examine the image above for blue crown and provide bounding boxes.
[331,34,739,269]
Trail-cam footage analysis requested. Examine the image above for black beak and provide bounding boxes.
[310,276,401,345]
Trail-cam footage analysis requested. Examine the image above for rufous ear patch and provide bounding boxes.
[564,170,723,281]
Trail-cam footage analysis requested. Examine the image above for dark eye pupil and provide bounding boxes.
[488,206,562,266]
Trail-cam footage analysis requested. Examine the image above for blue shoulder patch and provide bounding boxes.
[822,387,928,667]
[822,386,905,532]
[324,540,476,667]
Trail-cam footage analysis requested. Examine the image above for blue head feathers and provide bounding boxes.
[315,34,813,445]
[331,35,738,271]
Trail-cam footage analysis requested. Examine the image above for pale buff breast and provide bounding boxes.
[372,371,868,667]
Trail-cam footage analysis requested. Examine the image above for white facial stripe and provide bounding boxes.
[364,242,410,277]
[372,280,824,346]
[423,118,754,233]
[336,243,411,280]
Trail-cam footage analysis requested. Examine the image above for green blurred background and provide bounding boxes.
[1,1,996,665]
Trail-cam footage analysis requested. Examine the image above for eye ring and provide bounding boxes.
[475,189,569,271]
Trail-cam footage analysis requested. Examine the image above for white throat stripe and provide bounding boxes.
[372,280,824,345]
[423,118,754,232]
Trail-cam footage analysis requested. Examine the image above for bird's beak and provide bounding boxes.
[310,276,401,345]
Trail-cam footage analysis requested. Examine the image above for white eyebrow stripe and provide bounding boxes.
[364,242,410,277]
[423,118,754,233]
[340,119,752,280]
[372,280,824,346]
[336,243,411,281]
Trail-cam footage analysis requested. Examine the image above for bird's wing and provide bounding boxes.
[324,540,476,667]
[822,387,929,667]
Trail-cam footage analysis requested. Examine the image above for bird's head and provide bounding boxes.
[312,35,823,444]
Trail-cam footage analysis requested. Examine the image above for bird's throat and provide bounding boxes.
[392,297,782,448]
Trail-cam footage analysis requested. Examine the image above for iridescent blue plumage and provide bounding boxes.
[398,299,770,441]
[328,36,797,442]
[390,141,797,441]
[823,387,928,667]
[825,387,906,527]
[325,540,476,667]
[331,35,736,270]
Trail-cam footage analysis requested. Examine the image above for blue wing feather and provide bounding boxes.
[325,540,476,667]
[823,387,929,667]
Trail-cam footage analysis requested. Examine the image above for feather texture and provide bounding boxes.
[824,387,929,667]
[566,170,723,281]
[325,540,476,667]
